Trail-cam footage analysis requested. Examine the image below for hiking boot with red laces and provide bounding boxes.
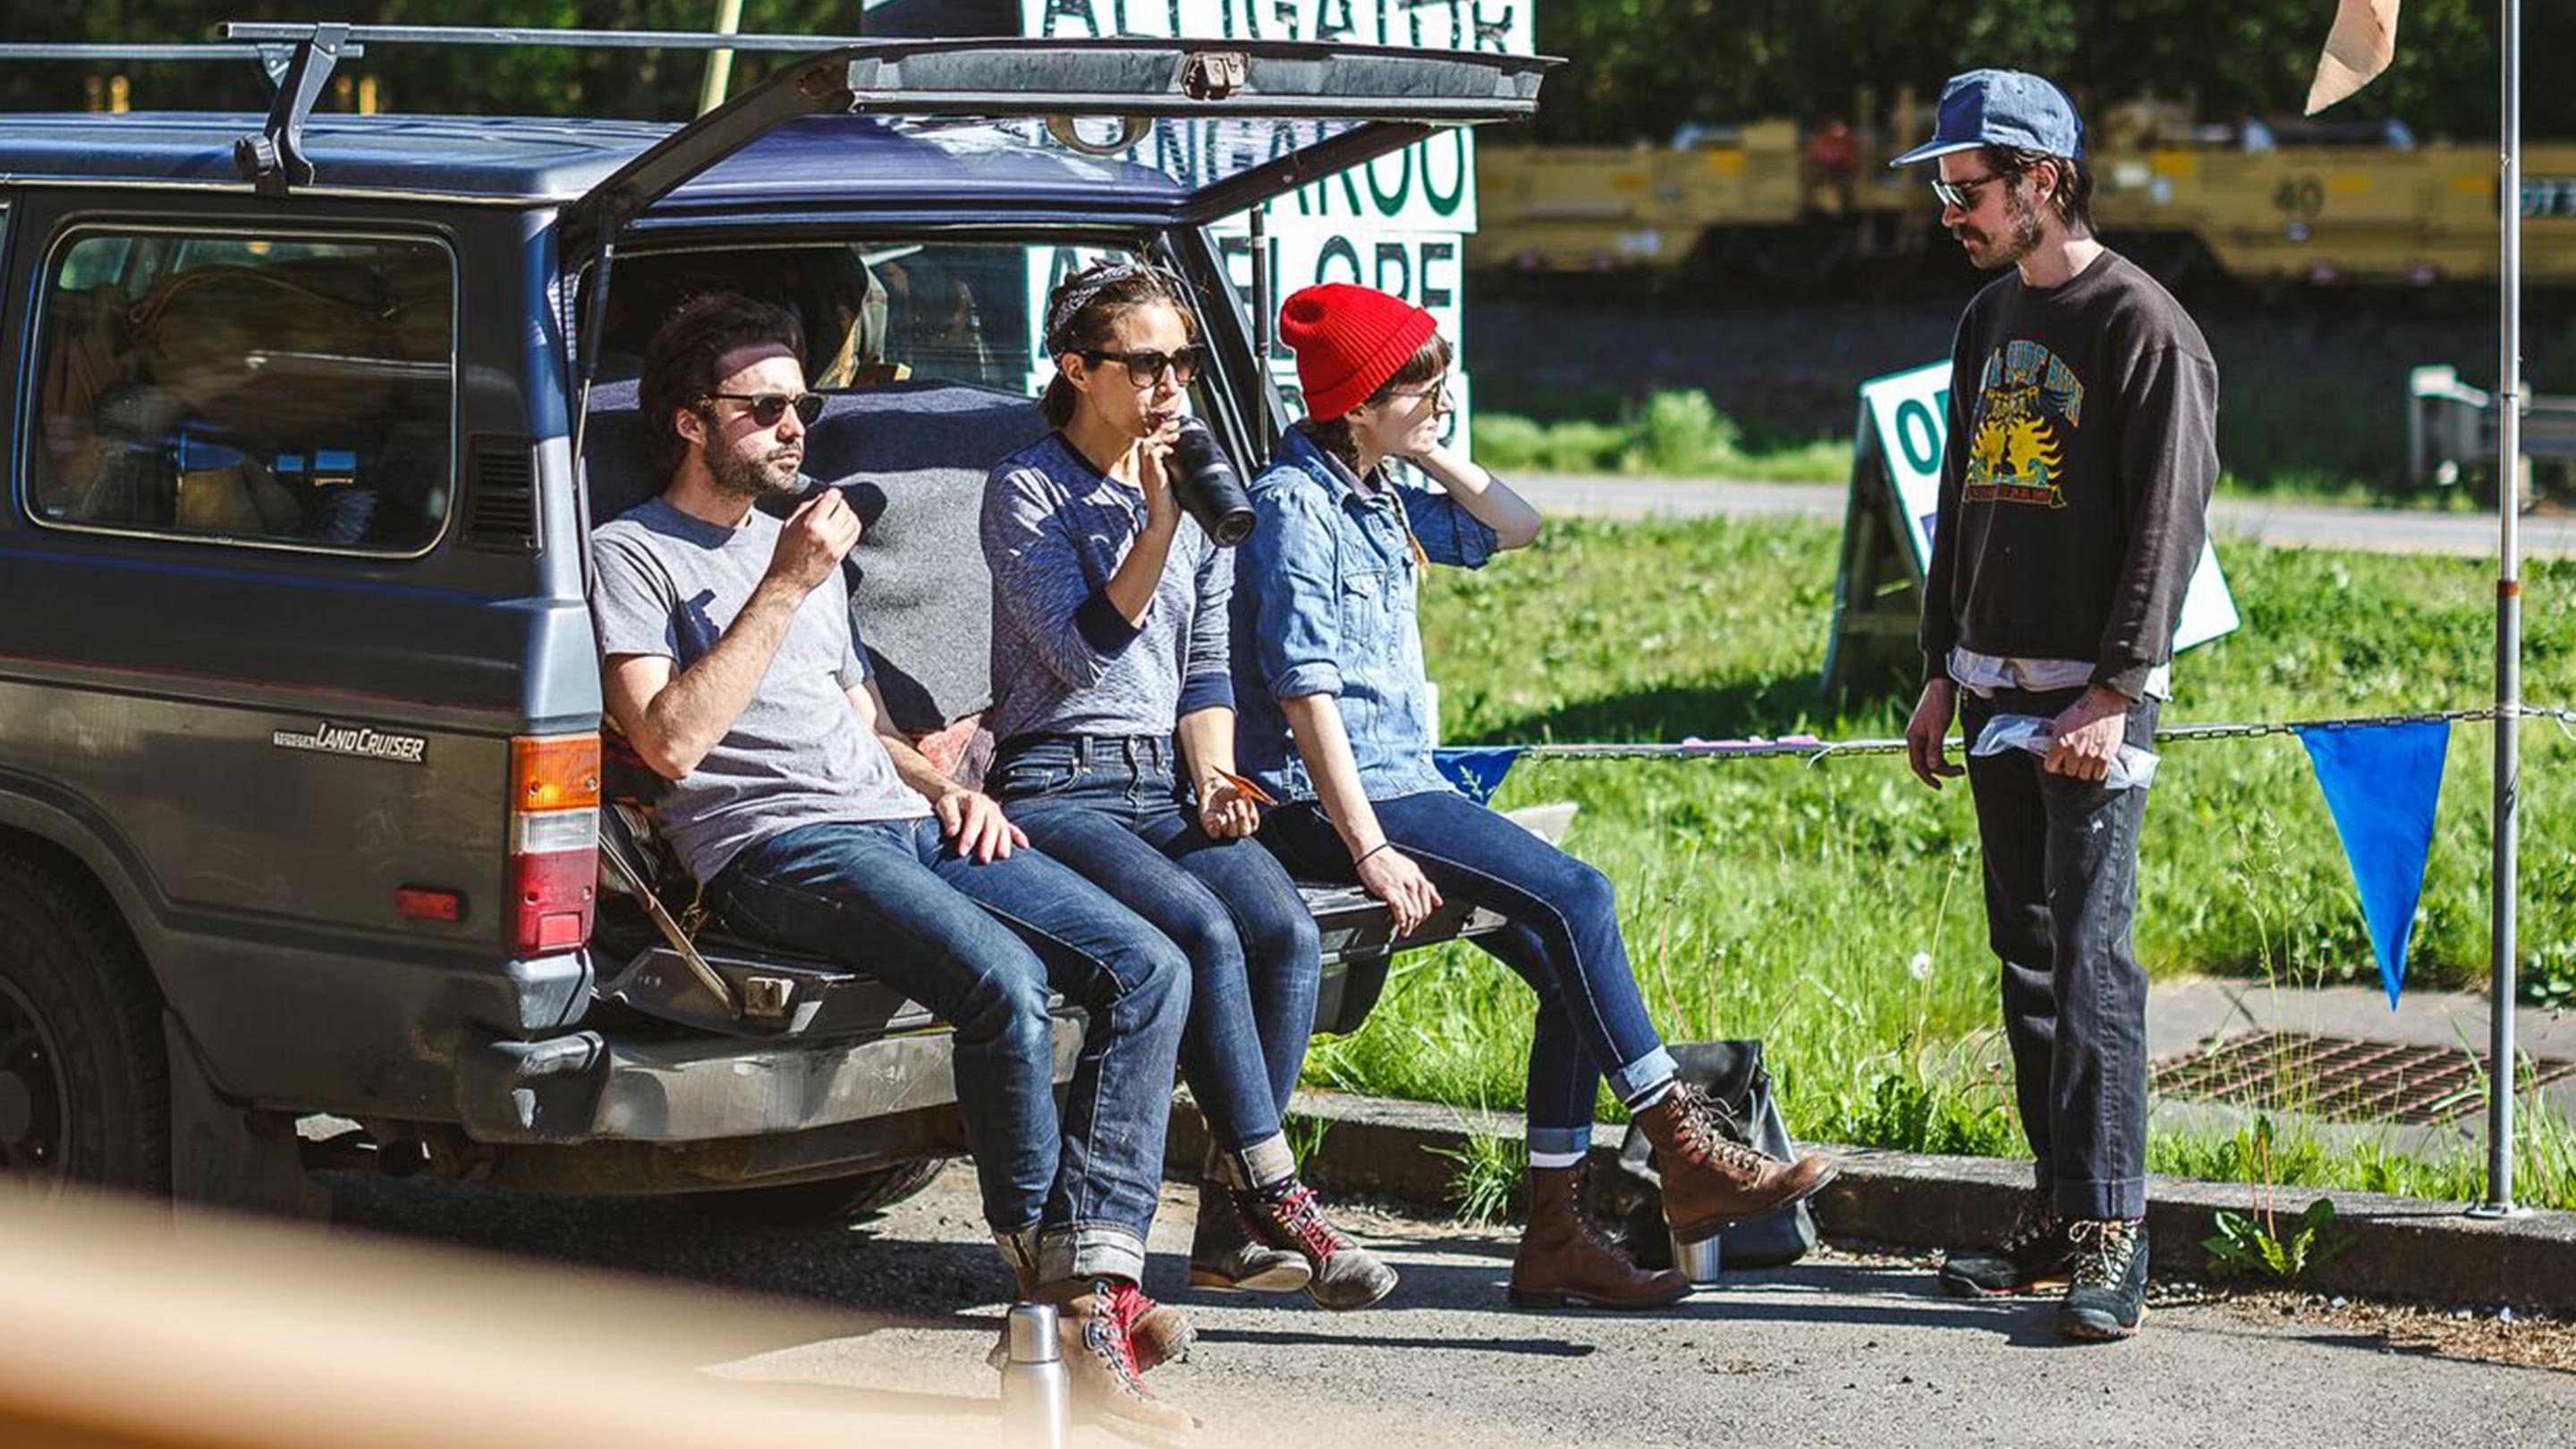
[1234,1178,1399,1311]
[1042,1277,1199,1439]
[1938,1190,2074,1298]
[1634,1082,1838,1244]
[994,1233,1191,1373]
[1508,1162,1693,1310]
[1187,1178,1314,1293]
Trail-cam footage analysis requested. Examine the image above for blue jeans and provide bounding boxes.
[708,816,1188,1283]
[1261,789,1677,1163]
[991,734,1322,1190]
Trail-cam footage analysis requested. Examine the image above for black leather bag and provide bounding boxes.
[1610,1040,1818,1270]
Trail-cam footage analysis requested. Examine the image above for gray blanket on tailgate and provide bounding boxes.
[581,378,1047,732]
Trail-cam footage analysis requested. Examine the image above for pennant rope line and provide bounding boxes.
[1481,704,2576,767]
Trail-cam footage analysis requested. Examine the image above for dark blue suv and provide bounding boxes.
[0,28,1542,1218]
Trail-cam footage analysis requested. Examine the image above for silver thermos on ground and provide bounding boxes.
[998,1300,1069,1449]
[1671,1229,1724,1285]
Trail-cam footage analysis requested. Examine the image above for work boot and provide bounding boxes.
[1186,1179,1314,1293]
[1633,1082,1839,1244]
[992,1229,1192,1372]
[1937,1189,2074,1297]
[1234,1178,1400,1311]
[1042,1276,1200,1439]
[1507,1163,1693,1310]
[2059,1217,2149,1341]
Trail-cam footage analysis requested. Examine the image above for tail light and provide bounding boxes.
[509,733,599,953]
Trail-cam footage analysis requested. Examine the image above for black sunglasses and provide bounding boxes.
[702,391,826,428]
[1930,171,2004,210]
[1079,346,1206,387]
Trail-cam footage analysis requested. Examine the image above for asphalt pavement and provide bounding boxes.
[325,1165,2572,1448]
[1514,473,2576,560]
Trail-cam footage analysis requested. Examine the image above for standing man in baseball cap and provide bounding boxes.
[1894,70,2220,1341]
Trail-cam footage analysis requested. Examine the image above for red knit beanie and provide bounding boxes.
[1278,284,1439,422]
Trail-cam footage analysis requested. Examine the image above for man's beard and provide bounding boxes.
[1953,182,2046,272]
[705,437,803,499]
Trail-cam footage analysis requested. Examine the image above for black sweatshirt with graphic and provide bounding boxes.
[1919,250,2220,699]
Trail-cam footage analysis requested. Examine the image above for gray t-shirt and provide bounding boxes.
[590,496,927,885]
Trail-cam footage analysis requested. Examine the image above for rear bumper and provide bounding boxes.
[458,883,1502,1148]
[452,1009,1084,1146]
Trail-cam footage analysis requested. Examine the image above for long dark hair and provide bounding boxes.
[1039,260,1200,430]
[1298,329,1453,473]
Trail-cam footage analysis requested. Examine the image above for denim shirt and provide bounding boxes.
[1230,426,1498,803]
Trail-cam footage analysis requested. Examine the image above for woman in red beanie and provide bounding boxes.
[980,259,1399,1338]
[1233,283,1840,1309]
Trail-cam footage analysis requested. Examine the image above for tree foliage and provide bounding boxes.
[1530,0,2566,145]
[0,1,2559,145]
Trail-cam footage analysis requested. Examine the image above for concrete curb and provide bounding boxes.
[1172,1089,2576,1315]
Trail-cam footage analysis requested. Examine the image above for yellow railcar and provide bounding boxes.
[1471,123,2576,288]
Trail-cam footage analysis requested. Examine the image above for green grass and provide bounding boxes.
[1470,397,2520,512]
[1476,391,1852,482]
[1301,513,2576,1208]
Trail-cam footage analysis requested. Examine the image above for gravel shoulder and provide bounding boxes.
[322,1166,2573,1448]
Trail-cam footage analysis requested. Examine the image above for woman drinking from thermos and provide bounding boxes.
[982,260,1399,1326]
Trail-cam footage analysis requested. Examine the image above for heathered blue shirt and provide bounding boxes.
[981,432,1235,744]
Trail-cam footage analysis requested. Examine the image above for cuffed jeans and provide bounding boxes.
[1959,685,2161,1222]
[708,816,1188,1284]
[1261,788,1678,1163]
[991,734,1319,1191]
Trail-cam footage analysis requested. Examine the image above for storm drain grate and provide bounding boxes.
[2150,1030,2576,1126]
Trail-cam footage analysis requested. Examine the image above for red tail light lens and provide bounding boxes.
[508,733,598,954]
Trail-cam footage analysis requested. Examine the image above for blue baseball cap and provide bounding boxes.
[1889,69,2084,166]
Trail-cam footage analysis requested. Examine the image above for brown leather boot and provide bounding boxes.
[1040,1277,1200,1439]
[991,1228,1192,1372]
[1507,1163,1693,1310]
[1635,1083,1838,1243]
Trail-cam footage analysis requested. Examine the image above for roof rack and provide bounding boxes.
[222,24,863,53]
[217,23,875,197]
[0,36,376,195]
[0,40,368,80]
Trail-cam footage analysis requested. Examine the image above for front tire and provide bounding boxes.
[0,845,168,1194]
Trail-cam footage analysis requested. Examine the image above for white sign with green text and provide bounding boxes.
[1021,0,1531,450]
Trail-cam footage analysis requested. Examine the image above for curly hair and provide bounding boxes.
[637,292,805,476]
[1986,146,2095,233]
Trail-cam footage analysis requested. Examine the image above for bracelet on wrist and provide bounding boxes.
[1353,840,1394,869]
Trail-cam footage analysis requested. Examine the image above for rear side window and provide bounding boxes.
[27,231,455,555]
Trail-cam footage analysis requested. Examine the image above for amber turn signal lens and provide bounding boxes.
[511,733,601,812]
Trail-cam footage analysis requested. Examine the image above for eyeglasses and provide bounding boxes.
[1079,346,1206,387]
[701,391,826,428]
[1930,172,2004,210]
[1381,380,1453,413]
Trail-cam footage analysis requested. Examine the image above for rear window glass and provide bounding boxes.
[597,238,1151,398]
[27,231,455,555]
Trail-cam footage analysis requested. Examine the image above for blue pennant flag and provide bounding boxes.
[2295,720,2449,1007]
[1434,747,1523,804]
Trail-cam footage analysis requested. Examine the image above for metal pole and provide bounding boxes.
[2476,0,2525,1220]
[697,0,746,115]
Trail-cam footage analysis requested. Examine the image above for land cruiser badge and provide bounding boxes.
[272,719,429,765]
